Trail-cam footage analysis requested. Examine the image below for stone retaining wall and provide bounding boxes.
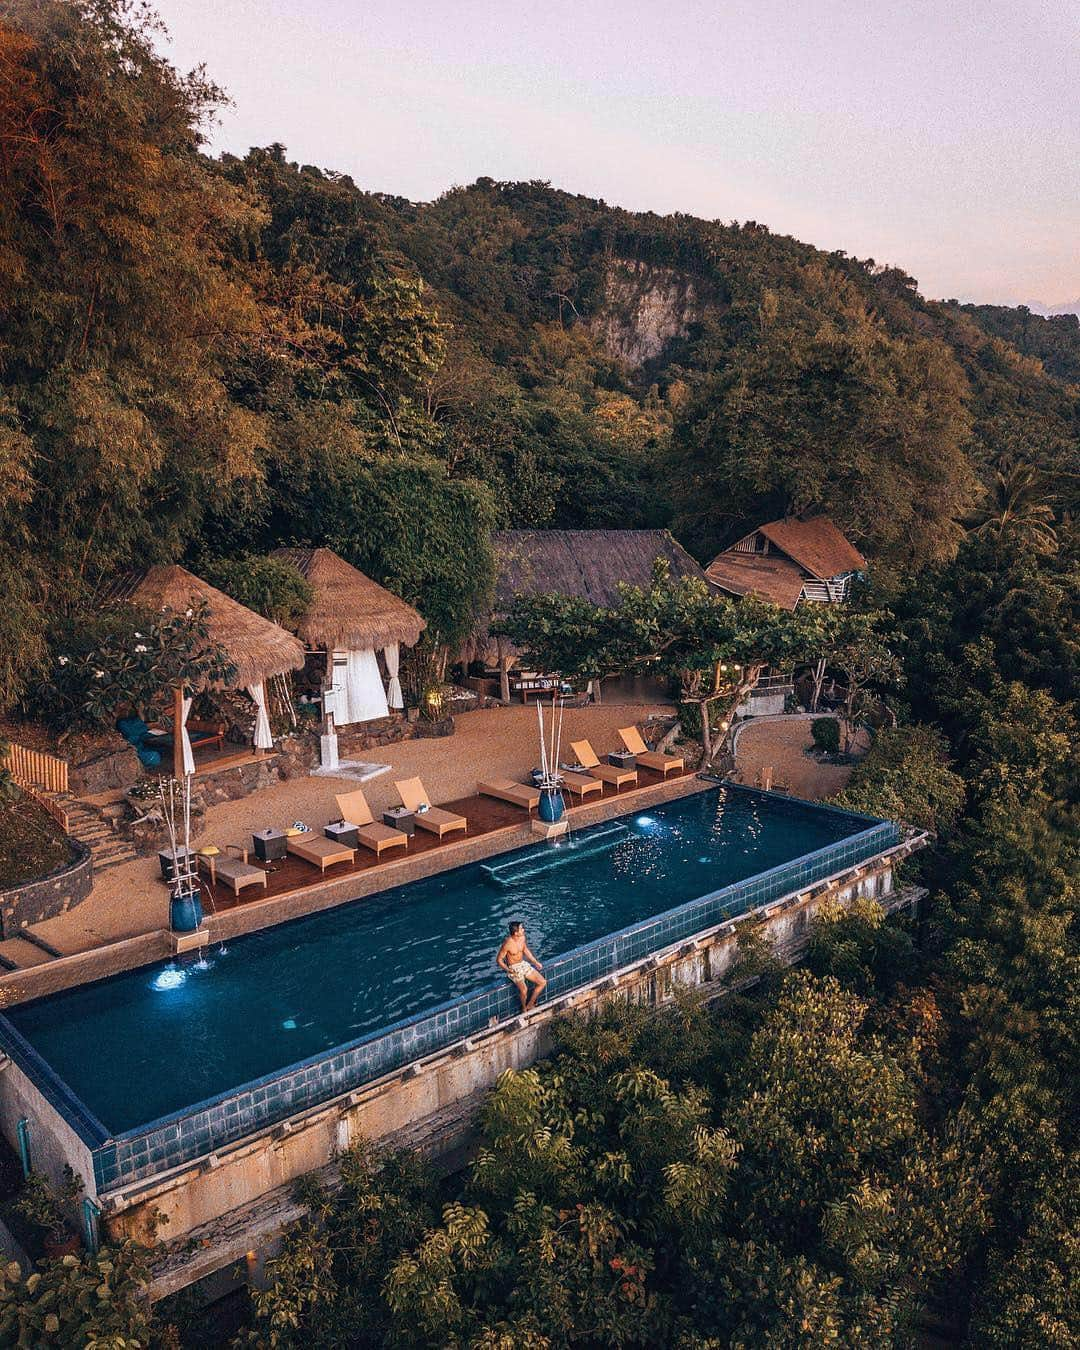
[0,841,92,939]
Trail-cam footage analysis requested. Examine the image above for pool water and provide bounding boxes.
[8,788,864,1134]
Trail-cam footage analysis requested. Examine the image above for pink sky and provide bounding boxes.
[152,0,1080,306]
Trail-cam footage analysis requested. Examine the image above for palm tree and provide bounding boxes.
[965,459,1058,553]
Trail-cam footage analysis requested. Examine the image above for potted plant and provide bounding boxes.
[14,1167,83,1259]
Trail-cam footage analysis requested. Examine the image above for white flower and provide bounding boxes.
[93,669,105,679]
[58,656,69,667]
[185,608,193,618]
[134,644,147,653]
[134,631,143,639]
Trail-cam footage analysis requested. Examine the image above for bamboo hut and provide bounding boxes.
[109,564,306,778]
[462,530,710,702]
[271,548,425,726]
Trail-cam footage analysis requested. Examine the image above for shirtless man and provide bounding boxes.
[496,920,547,1012]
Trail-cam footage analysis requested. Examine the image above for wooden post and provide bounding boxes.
[496,638,511,704]
[172,685,185,781]
[323,650,335,735]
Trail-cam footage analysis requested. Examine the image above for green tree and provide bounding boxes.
[501,561,806,760]
[964,457,1058,553]
[201,554,313,629]
[831,725,966,834]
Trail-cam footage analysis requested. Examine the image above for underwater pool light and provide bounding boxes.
[635,815,659,830]
[151,967,186,992]
[282,1018,297,1030]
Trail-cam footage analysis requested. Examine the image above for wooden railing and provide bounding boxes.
[2,742,69,795]
[19,782,70,833]
[801,578,850,603]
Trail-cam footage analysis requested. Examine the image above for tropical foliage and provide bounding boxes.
[24,602,235,734]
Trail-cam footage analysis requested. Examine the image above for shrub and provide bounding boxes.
[831,725,966,835]
[811,717,841,754]
[201,554,313,629]
[0,1243,160,1346]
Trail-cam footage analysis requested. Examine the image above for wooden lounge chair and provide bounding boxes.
[559,771,604,800]
[395,777,468,838]
[286,830,356,873]
[196,844,267,897]
[479,779,540,812]
[335,789,409,858]
[569,740,638,790]
[618,726,685,778]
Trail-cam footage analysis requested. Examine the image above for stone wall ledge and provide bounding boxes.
[0,839,92,941]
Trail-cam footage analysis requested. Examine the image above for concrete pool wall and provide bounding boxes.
[0,779,924,1282]
[135,835,925,1299]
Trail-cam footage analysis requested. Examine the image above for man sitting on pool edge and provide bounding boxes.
[496,921,547,1012]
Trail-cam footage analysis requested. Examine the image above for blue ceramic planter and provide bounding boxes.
[170,889,203,933]
[537,787,565,823]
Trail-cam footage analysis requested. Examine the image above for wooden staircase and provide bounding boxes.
[59,796,138,872]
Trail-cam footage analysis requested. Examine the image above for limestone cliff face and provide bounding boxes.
[591,258,707,368]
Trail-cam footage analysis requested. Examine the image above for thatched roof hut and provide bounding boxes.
[270,548,425,651]
[463,530,711,684]
[112,564,306,687]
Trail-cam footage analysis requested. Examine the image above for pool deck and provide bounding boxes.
[0,767,708,1006]
[0,703,679,966]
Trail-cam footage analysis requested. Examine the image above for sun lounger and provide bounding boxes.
[286,830,356,873]
[618,726,684,778]
[395,777,468,838]
[569,739,638,790]
[559,771,604,800]
[479,779,540,812]
[196,844,267,897]
[334,789,409,857]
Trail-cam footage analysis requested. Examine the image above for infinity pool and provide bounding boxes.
[7,787,875,1137]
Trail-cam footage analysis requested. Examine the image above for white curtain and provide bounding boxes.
[339,648,388,725]
[179,693,195,776]
[384,642,403,710]
[248,681,273,750]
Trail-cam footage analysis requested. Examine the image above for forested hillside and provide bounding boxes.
[2,0,1079,702]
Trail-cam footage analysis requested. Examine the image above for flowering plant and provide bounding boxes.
[29,600,236,732]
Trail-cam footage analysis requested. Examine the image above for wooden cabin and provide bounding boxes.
[706,515,866,611]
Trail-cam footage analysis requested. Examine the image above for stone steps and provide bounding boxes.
[56,795,139,873]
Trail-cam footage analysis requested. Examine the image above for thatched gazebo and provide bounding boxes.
[272,548,425,725]
[115,564,306,777]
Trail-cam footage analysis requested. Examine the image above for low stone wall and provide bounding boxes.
[338,716,414,754]
[0,840,92,939]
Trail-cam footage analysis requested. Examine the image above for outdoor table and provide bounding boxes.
[158,845,195,882]
[608,751,637,770]
[325,821,360,849]
[382,807,416,836]
[252,827,288,862]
